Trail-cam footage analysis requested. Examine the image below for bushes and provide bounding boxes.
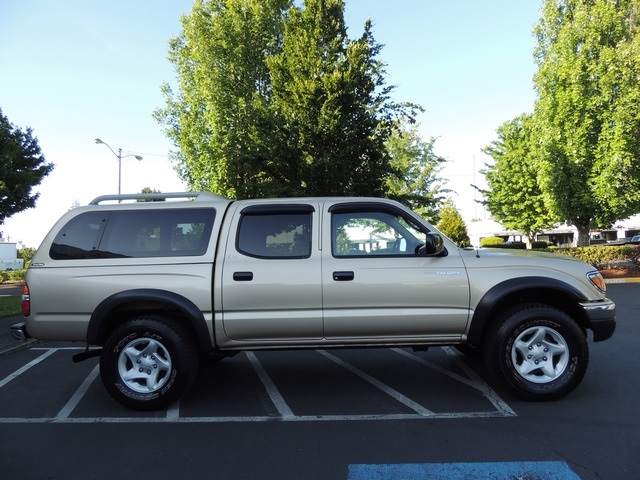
[0,269,26,283]
[479,239,640,270]
[497,242,526,250]
[553,246,640,270]
[532,240,552,249]
[0,249,34,284]
[480,236,504,247]
[480,237,526,249]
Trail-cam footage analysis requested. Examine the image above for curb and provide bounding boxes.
[604,277,640,284]
[0,338,41,356]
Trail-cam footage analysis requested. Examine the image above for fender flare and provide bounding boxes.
[466,277,588,348]
[87,289,213,352]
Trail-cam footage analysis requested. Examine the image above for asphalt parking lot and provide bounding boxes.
[0,346,515,424]
[0,284,638,479]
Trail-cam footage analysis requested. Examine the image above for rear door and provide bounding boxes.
[219,202,323,342]
[321,201,470,342]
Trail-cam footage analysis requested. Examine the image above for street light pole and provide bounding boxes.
[94,138,143,195]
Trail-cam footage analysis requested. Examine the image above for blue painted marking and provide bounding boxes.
[348,461,581,479]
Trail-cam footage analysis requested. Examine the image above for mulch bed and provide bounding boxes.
[600,268,640,279]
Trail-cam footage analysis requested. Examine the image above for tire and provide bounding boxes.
[100,316,198,410]
[484,304,589,401]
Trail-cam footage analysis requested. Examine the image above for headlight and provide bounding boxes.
[587,271,606,294]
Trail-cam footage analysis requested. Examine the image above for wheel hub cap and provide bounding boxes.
[118,338,172,393]
[512,326,569,384]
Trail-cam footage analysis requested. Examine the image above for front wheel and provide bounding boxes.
[484,304,589,401]
[100,316,198,410]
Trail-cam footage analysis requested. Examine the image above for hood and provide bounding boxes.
[468,247,585,264]
[456,246,605,300]
[458,246,598,279]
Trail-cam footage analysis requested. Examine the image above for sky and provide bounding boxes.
[0,0,542,248]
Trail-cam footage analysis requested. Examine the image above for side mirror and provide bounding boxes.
[417,233,447,256]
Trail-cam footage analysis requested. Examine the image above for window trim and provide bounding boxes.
[236,206,314,260]
[330,203,428,259]
[49,208,216,260]
[240,204,315,215]
[49,211,111,260]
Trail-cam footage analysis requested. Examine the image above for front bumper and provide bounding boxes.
[581,299,616,342]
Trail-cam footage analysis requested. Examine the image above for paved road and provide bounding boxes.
[0,284,638,479]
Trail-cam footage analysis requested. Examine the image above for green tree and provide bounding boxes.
[268,0,414,196]
[533,0,640,246]
[157,0,418,199]
[18,247,36,265]
[385,118,448,222]
[137,187,164,202]
[155,0,292,198]
[0,109,53,225]
[436,200,470,247]
[480,114,558,246]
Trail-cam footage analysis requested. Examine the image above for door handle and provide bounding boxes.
[333,271,354,281]
[233,271,253,281]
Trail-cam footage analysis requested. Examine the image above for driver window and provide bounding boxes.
[332,211,426,257]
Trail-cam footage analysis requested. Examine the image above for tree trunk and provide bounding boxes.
[574,218,591,247]
[526,232,536,249]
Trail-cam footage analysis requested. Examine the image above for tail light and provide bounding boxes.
[21,283,30,317]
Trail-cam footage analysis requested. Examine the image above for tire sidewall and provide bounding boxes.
[490,306,588,401]
[100,317,197,410]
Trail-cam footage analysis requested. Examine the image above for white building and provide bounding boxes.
[467,214,640,248]
[0,238,24,270]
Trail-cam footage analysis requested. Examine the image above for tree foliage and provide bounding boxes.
[0,109,53,225]
[533,0,640,245]
[436,200,470,247]
[137,187,163,202]
[385,118,448,222]
[155,0,291,198]
[156,0,430,203]
[480,114,558,244]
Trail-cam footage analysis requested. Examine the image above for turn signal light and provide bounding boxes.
[587,271,606,293]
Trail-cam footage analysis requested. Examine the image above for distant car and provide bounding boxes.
[607,236,640,245]
[605,238,631,246]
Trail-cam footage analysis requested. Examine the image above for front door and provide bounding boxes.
[322,202,470,341]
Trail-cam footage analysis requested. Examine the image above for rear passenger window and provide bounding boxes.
[50,208,215,260]
[49,212,109,259]
[237,208,312,259]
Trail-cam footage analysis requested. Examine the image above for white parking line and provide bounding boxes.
[0,348,57,389]
[0,347,515,423]
[318,350,435,417]
[441,347,516,417]
[246,351,295,419]
[393,348,516,417]
[56,364,100,421]
[0,410,510,424]
[166,400,181,420]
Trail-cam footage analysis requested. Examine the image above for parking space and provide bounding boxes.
[0,345,515,423]
[2,284,638,480]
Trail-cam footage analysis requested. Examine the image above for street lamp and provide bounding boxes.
[94,138,143,195]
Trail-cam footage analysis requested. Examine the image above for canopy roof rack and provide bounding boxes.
[89,192,226,205]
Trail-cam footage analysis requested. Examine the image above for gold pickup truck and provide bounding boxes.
[16,192,616,410]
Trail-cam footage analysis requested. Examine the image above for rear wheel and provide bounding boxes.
[100,316,198,410]
[484,304,589,401]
